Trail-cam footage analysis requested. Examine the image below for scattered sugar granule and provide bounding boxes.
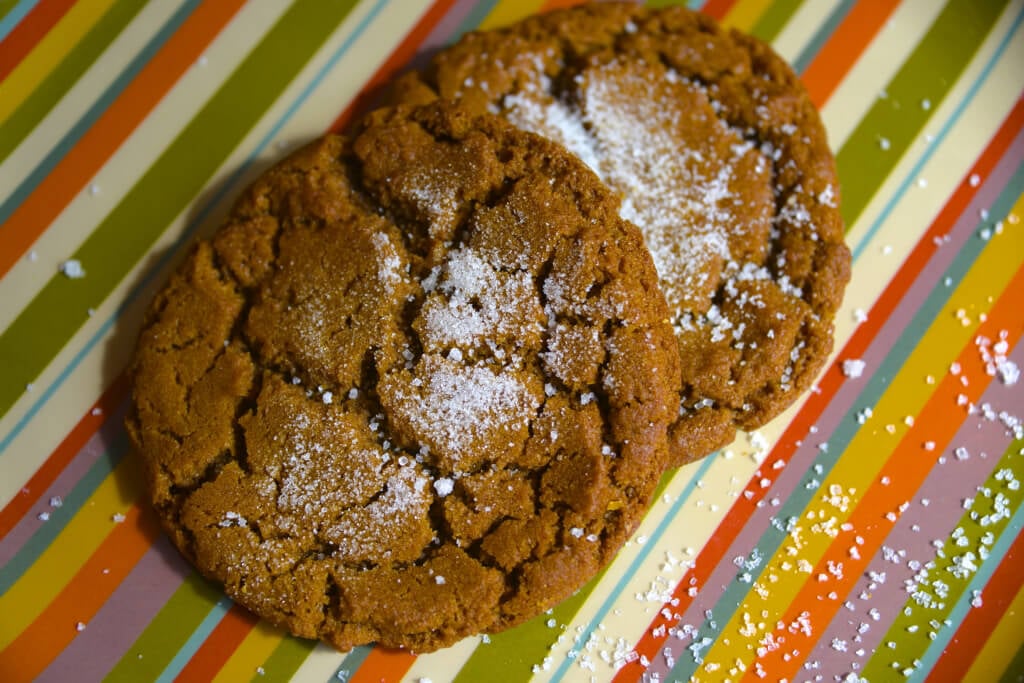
[878,137,891,151]
[435,576,446,585]
[842,359,866,379]
[969,173,981,187]
[50,495,64,508]
[322,391,333,405]
[112,512,126,523]
[433,477,454,497]
[76,622,86,632]
[60,259,86,279]
[37,511,50,521]
[853,308,868,324]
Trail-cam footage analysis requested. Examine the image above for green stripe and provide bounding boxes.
[0,0,359,421]
[861,437,1024,680]
[835,0,1010,230]
[332,645,373,680]
[454,570,606,682]
[0,428,128,594]
[999,639,1024,682]
[449,0,502,42]
[666,159,1024,680]
[104,572,224,682]
[750,0,802,44]
[455,473,678,682]
[249,635,315,682]
[791,0,856,74]
[0,0,21,24]
[0,1,146,164]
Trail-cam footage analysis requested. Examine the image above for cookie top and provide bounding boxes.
[390,2,851,466]
[125,101,680,652]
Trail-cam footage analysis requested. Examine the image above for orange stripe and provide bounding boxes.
[744,259,1024,682]
[328,0,458,133]
[615,93,1024,683]
[0,502,158,683]
[0,373,127,539]
[801,0,898,109]
[0,0,74,84]
[702,0,739,21]
[0,0,245,280]
[931,524,1024,679]
[350,648,417,683]
[173,604,258,683]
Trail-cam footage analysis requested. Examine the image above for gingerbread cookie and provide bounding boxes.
[126,101,680,652]
[390,2,851,466]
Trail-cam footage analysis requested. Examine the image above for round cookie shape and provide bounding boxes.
[390,2,851,466]
[125,101,680,652]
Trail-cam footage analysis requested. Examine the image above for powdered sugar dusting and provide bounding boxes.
[389,354,540,473]
[420,248,540,350]
[504,61,761,318]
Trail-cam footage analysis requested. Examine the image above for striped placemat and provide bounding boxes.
[1,1,1022,681]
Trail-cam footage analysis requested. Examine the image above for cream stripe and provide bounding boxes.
[403,638,481,682]
[822,0,947,152]
[770,0,842,64]
[0,1,291,331]
[0,0,118,126]
[844,2,1024,255]
[286,643,346,682]
[529,15,1024,667]
[0,0,431,507]
[0,1,182,205]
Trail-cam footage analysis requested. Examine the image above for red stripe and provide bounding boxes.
[701,0,738,21]
[172,604,258,683]
[0,373,128,540]
[0,502,159,683]
[328,0,458,133]
[0,0,74,84]
[802,0,899,108]
[0,0,245,280]
[615,93,1024,683]
[743,258,1024,682]
[930,525,1024,679]
[350,649,417,683]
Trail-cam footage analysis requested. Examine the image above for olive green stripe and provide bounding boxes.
[0,1,146,164]
[860,437,1024,679]
[0,0,21,25]
[750,0,803,44]
[248,636,316,683]
[453,570,606,683]
[999,639,1024,683]
[835,0,1010,229]
[454,473,675,682]
[0,0,359,421]
[103,572,225,682]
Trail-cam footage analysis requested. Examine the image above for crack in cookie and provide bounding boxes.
[388,2,852,466]
[126,101,680,652]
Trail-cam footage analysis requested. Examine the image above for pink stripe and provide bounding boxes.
[809,339,1024,676]
[641,118,1024,681]
[36,534,190,682]
[0,401,128,564]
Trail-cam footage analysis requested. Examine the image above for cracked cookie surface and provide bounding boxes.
[389,2,852,466]
[126,101,680,653]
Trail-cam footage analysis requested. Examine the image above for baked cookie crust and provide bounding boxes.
[390,2,852,466]
[126,101,680,652]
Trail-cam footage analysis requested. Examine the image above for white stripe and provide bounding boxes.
[771,0,843,64]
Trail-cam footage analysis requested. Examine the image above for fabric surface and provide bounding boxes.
[0,0,1022,681]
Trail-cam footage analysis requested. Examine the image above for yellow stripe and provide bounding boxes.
[0,455,141,650]
[211,620,286,683]
[696,192,1024,674]
[721,0,772,32]
[0,0,118,127]
[477,0,545,31]
[964,579,1024,682]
